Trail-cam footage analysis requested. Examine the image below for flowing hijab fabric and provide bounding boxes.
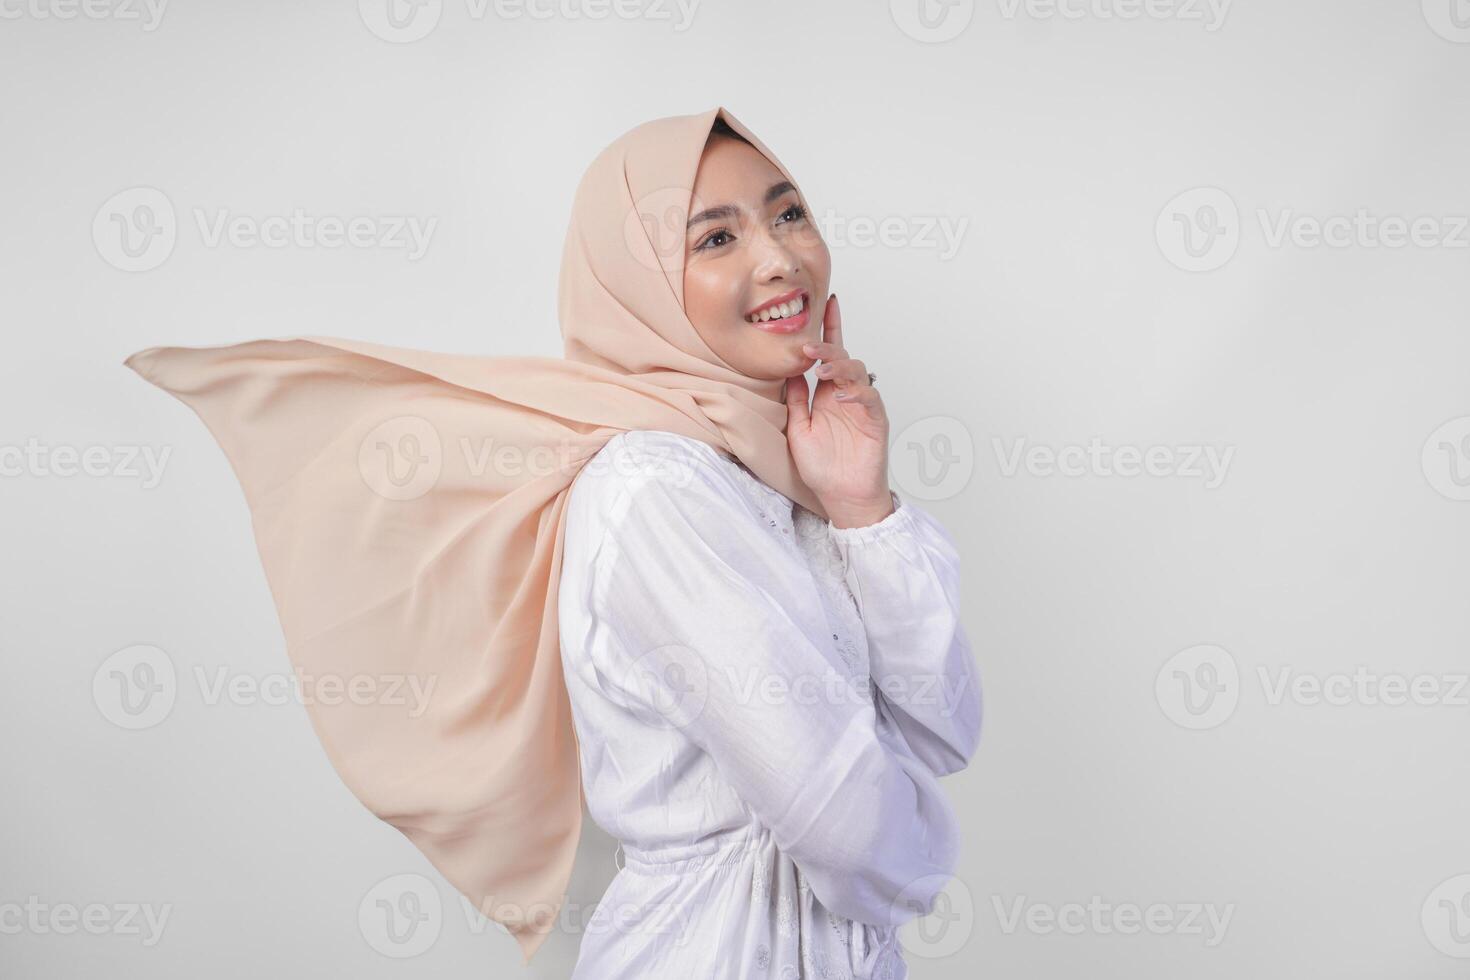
[123,106,828,963]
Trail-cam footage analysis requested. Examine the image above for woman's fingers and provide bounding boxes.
[784,372,812,429]
[825,293,844,351]
[808,294,880,416]
[833,383,884,418]
[814,357,870,386]
[806,294,848,361]
[802,340,848,361]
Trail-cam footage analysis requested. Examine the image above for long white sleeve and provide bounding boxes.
[579,449,962,930]
[827,492,983,778]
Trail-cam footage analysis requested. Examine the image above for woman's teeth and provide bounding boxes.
[746,294,806,323]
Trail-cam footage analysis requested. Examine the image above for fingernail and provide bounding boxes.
[834,390,849,399]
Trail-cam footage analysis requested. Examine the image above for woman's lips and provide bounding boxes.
[745,290,810,335]
[749,306,810,334]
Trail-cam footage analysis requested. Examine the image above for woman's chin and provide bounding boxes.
[712,321,818,379]
[778,351,819,380]
[741,351,812,382]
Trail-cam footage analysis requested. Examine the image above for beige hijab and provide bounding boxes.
[123,106,828,963]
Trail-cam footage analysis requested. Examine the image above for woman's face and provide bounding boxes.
[683,135,831,381]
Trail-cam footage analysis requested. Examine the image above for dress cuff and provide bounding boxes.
[825,490,910,545]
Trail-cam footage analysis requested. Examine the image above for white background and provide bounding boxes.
[2,0,1468,977]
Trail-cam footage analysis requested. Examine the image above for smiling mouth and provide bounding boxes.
[745,290,810,334]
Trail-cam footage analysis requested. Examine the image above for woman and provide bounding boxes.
[557,116,981,979]
[123,107,980,978]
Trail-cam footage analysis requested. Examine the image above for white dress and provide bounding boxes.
[556,428,983,980]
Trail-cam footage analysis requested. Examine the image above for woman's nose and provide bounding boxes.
[750,228,800,279]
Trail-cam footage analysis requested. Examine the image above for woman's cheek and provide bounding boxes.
[805,238,832,285]
[682,268,719,328]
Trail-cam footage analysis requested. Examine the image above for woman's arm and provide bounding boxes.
[827,491,983,778]
[578,440,961,929]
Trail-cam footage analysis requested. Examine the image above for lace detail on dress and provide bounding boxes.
[793,505,846,583]
[717,454,872,692]
[793,506,871,689]
[719,453,795,534]
[752,856,771,907]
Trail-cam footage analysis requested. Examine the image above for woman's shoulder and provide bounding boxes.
[580,429,734,487]
[568,429,747,525]
[564,429,735,514]
[597,428,733,469]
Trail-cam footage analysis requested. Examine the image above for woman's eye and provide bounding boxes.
[695,229,732,252]
[778,203,809,224]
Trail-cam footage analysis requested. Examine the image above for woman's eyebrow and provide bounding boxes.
[686,180,797,230]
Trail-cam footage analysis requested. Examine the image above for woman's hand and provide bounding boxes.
[784,294,896,529]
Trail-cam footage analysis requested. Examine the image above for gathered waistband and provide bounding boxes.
[614,824,904,978]
[618,824,772,876]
